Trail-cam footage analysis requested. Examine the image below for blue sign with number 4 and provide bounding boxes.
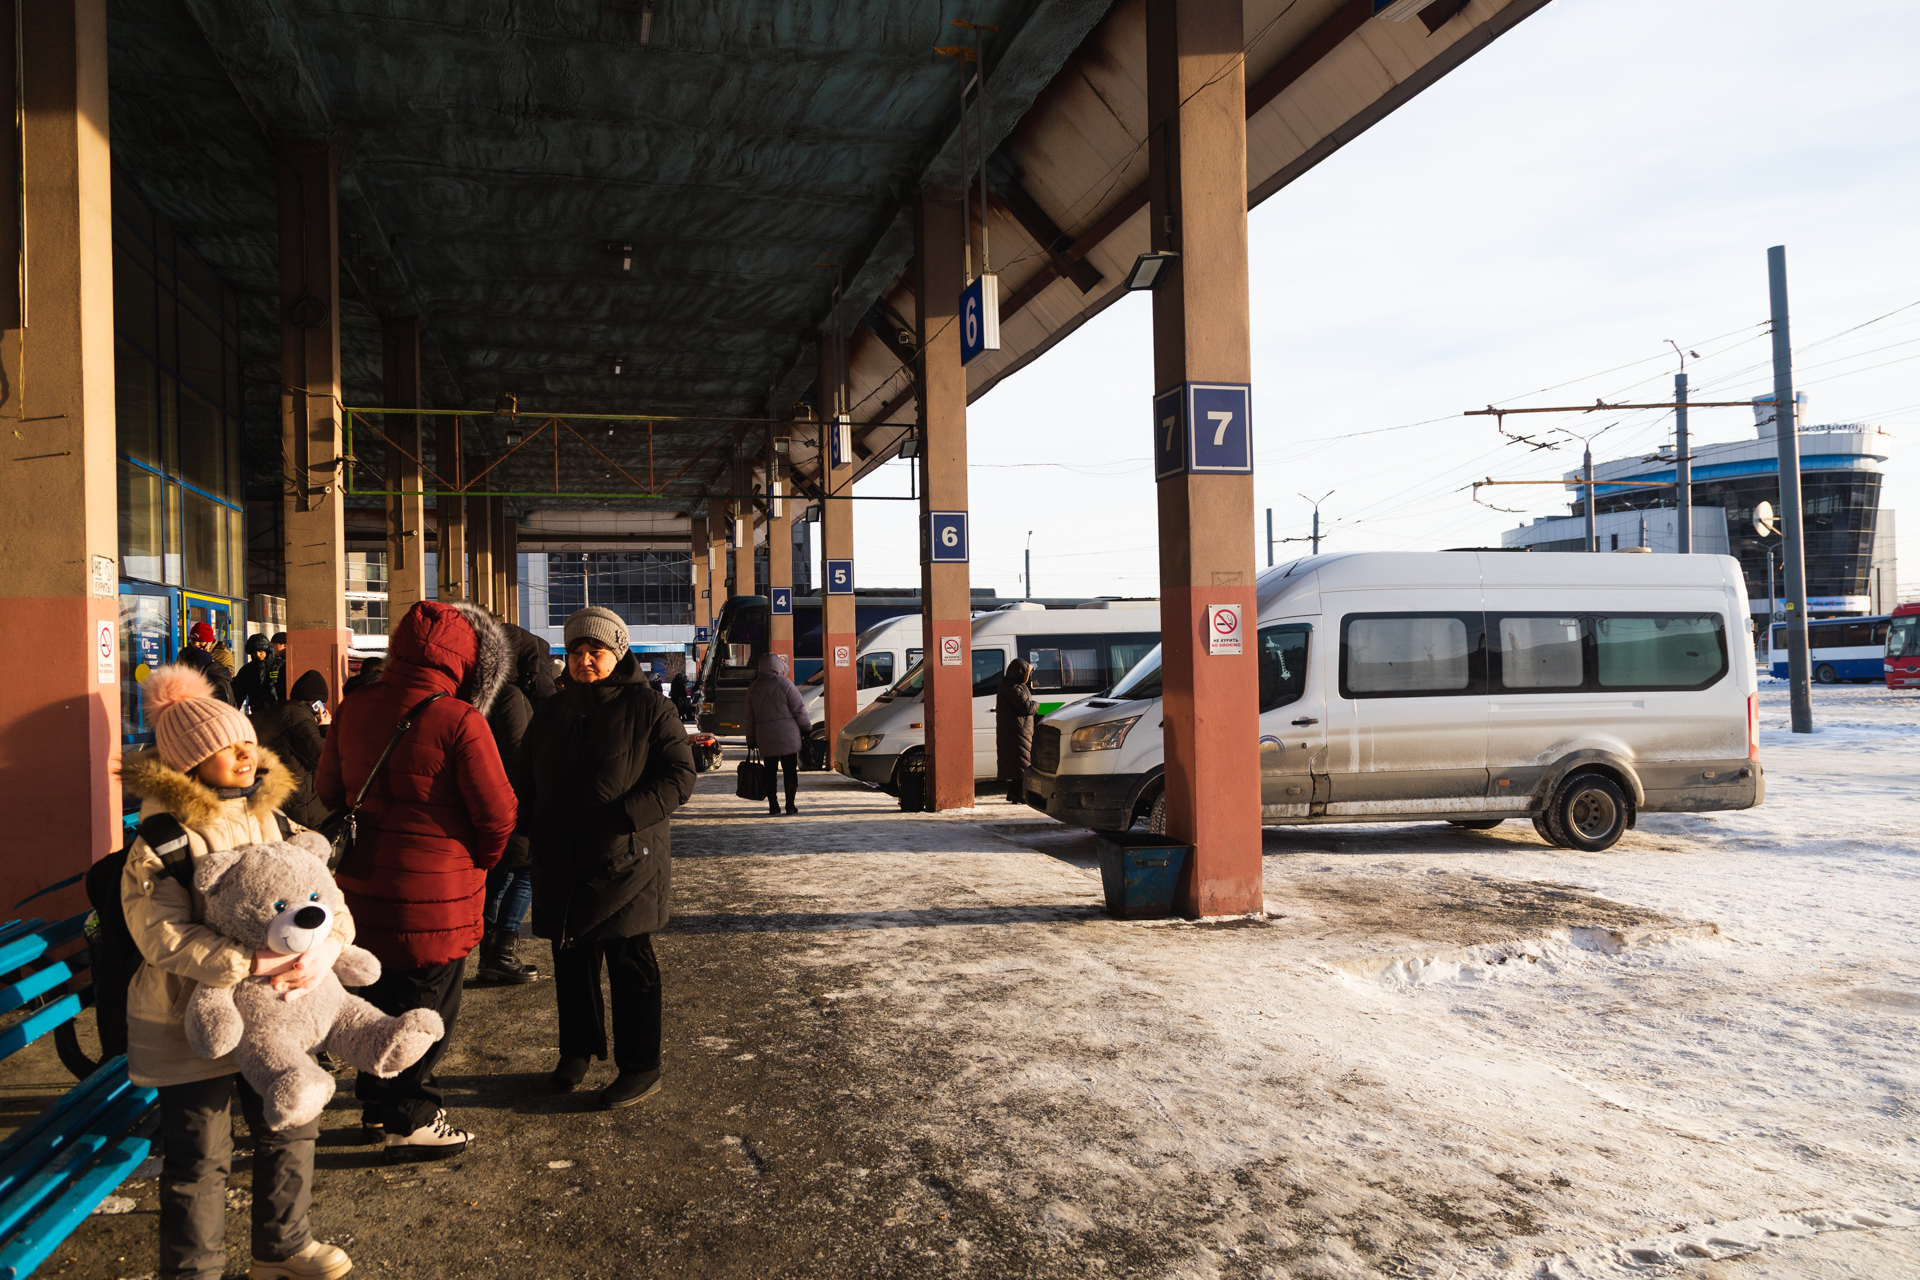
[1153,382,1253,479]
[825,559,854,595]
[770,587,792,615]
[927,512,969,563]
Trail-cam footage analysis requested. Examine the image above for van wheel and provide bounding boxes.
[1144,789,1167,835]
[1448,819,1505,830]
[1815,663,1839,684]
[1531,814,1559,847]
[1550,774,1629,852]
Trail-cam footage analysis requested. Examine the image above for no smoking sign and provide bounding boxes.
[1206,604,1242,656]
[940,635,963,666]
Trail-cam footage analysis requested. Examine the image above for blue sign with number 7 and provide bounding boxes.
[1154,382,1252,479]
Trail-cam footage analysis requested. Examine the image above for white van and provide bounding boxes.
[798,614,924,734]
[1024,552,1762,851]
[834,602,1160,792]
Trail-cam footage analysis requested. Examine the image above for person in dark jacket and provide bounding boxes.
[248,669,333,830]
[316,600,516,1161]
[742,652,808,816]
[995,659,1037,805]
[231,633,278,714]
[475,677,538,985]
[502,623,558,706]
[668,670,691,722]
[510,605,696,1111]
[342,658,386,699]
[268,632,288,703]
[177,623,237,708]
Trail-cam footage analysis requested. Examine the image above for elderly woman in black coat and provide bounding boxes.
[995,659,1037,805]
[510,606,696,1110]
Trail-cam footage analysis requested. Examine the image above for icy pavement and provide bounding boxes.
[13,681,1915,1279]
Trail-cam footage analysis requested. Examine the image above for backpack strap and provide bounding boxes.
[347,692,451,815]
[136,813,195,885]
[273,812,294,840]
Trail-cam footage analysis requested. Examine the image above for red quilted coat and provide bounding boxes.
[318,600,517,969]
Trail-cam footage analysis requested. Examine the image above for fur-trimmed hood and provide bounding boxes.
[122,745,298,831]
[384,600,510,714]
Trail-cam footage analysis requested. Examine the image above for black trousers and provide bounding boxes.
[157,1074,317,1279]
[353,955,464,1132]
[553,933,661,1072]
[765,753,798,810]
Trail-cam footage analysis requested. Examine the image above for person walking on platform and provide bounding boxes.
[268,633,289,702]
[995,658,1038,805]
[317,600,516,1161]
[177,623,237,708]
[511,606,695,1110]
[742,652,807,816]
[668,669,692,722]
[249,670,333,830]
[233,633,279,714]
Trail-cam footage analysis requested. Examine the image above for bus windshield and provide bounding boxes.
[1889,615,1920,659]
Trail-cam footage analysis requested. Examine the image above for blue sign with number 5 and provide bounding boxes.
[825,559,854,595]
[770,587,792,615]
[1153,382,1253,479]
[927,512,969,563]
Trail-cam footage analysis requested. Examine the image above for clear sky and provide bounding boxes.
[845,0,1920,601]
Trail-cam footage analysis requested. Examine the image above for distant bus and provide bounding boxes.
[1884,603,1920,689]
[1769,615,1890,683]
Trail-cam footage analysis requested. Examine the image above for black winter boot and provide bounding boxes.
[476,929,538,985]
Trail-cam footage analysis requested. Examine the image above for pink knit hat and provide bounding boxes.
[143,665,256,772]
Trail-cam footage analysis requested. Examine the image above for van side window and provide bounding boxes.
[1498,617,1583,689]
[1594,614,1727,689]
[1340,614,1480,698]
[1030,647,1101,691]
[1257,625,1310,711]
[856,653,894,690]
[1108,636,1158,686]
[971,648,1007,697]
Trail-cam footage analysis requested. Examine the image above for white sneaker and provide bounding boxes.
[383,1109,471,1162]
[249,1239,353,1280]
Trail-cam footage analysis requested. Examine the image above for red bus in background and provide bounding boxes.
[1886,603,1920,689]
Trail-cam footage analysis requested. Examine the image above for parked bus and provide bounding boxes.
[1769,615,1890,683]
[1024,552,1761,853]
[1884,603,1920,689]
[833,602,1160,792]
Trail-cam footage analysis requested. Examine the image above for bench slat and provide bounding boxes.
[0,1120,157,1280]
[0,997,80,1067]
[0,1061,136,1199]
[0,924,42,954]
[0,1088,155,1245]
[0,964,74,1021]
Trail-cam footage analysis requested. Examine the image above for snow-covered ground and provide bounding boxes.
[679,680,1920,1278]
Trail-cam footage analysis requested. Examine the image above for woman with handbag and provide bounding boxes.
[315,600,516,1160]
[742,653,808,816]
[511,607,696,1109]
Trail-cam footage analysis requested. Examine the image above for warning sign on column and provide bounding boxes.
[1206,604,1242,656]
[97,619,116,683]
[833,644,851,667]
[940,635,962,666]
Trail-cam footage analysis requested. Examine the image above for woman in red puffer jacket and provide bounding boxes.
[317,599,515,1161]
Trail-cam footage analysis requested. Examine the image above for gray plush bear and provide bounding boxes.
[184,832,445,1130]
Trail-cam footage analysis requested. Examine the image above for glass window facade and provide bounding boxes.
[545,552,694,627]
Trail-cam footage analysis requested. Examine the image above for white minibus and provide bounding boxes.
[1024,552,1762,852]
[798,613,924,737]
[834,602,1159,792]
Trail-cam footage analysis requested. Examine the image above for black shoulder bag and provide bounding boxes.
[319,692,449,872]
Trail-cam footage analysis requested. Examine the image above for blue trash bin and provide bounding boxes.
[1093,831,1191,919]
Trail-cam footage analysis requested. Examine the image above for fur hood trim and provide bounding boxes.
[443,601,511,715]
[122,745,299,830]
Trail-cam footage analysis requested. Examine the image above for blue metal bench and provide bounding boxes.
[0,913,158,1279]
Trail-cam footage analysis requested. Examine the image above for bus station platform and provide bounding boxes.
[9,691,1920,1279]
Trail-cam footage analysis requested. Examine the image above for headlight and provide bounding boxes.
[850,734,886,753]
[1070,716,1140,752]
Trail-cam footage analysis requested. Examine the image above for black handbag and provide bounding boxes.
[319,692,448,872]
[735,750,772,802]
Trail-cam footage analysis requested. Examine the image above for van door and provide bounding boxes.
[1324,610,1489,814]
[971,647,1011,777]
[1256,621,1324,818]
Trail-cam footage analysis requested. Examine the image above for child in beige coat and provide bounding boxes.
[120,665,354,1280]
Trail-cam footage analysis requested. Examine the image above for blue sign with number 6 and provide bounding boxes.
[825,559,854,595]
[927,512,969,563]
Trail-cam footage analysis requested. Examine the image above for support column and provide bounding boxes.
[0,0,119,910]
[819,339,858,752]
[436,419,465,602]
[913,191,973,811]
[766,434,794,671]
[468,490,494,613]
[732,510,755,601]
[691,514,711,630]
[278,139,351,701]
[380,316,426,631]
[1147,0,1263,917]
[496,503,516,622]
[708,497,731,607]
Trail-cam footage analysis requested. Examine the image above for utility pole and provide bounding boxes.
[1584,446,1596,552]
[1024,529,1033,599]
[1265,508,1273,567]
[1769,245,1812,733]
[1667,338,1698,554]
[1299,490,1333,557]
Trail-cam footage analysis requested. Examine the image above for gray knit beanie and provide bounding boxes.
[563,605,629,655]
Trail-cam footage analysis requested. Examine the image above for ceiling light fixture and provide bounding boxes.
[639,0,656,46]
[504,429,522,447]
[613,356,626,375]
[1124,251,1178,292]
[897,436,921,460]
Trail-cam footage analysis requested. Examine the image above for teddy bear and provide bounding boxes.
[184,832,446,1130]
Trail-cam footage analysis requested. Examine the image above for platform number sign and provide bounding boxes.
[825,558,854,595]
[1153,382,1254,480]
[770,587,792,615]
[828,415,853,470]
[694,626,712,642]
[960,273,1001,366]
[927,511,969,563]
